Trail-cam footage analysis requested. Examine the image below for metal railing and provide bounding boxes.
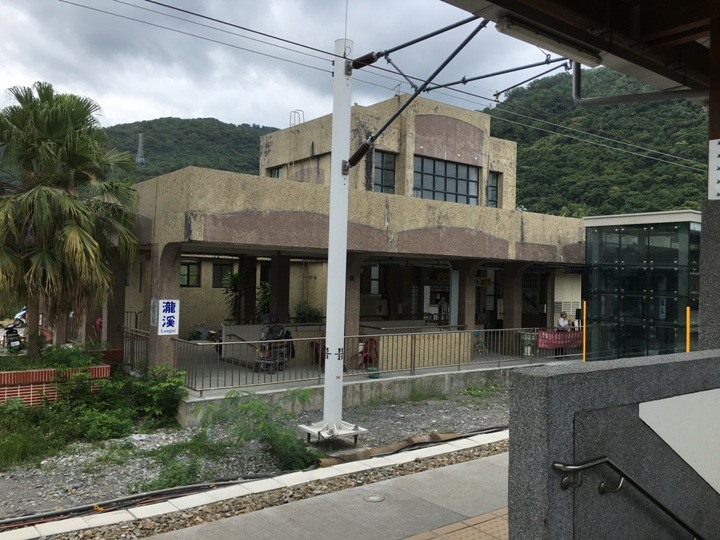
[553,456,702,539]
[121,326,149,373]
[123,311,144,330]
[177,326,580,391]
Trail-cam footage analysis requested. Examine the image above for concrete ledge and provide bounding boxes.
[177,366,512,427]
[509,350,720,539]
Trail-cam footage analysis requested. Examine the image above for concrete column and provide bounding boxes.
[386,265,404,320]
[458,260,484,329]
[240,256,257,324]
[345,254,366,336]
[106,254,127,349]
[700,17,720,350]
[269,255,290,323]
[502,262,527,329]
[546,270,557,328]
[147,242,181,366]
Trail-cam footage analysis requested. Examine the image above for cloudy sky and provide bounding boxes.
[0,0,562,129]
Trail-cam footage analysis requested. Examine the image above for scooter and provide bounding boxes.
[4,306,28,352]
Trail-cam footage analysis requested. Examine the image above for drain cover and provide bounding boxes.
[363,494,385,503]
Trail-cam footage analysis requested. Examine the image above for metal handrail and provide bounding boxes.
[553,457,702,539]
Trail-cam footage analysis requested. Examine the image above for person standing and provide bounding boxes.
[555,311,569,356]
[557,311,569,331]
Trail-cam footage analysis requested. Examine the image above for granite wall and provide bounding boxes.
[509,351,720,539]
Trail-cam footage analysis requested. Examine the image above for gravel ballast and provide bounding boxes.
[0,386,509,539]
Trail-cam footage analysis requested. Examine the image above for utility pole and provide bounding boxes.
[135,133,146,168]
[298,38,367,443]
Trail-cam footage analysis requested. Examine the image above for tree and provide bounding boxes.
[0,82,137,356]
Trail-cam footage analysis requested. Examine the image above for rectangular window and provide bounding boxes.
[212,261,233,288]
[269,167,281,178]
[180,259,201,287]
[487,171,500,208]
[374,151,396,193]
[412,156,479,205]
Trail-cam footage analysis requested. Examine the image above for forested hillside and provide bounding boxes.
[104,117,277,182]
[485,67,708,217]
[101,69,707,217]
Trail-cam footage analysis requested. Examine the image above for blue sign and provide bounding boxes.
[158,299,180,336]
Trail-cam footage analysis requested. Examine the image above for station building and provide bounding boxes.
[125,96,585,363]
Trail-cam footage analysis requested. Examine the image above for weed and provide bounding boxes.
[407,386,446,402]
[94,441,137,467]
[462,384,505,399]
[139,459,201,491]
[357,395,395,413]
[461,384,507,409]
[0,367,187,469]
[202,389,321,470]
[142,431,229,463]
[134,432,228,491]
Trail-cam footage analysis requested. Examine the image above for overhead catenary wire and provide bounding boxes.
[58,0,706,173]
[143,0,336,58]
[351,14,479,69]
[59,0,332,74]
[348,19,490,167]
[492,61,571,99]
[425,55,567,91]
[111,0,330,63]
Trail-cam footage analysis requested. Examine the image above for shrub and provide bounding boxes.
[255,281,271,319]
[0,367,187,469]
[79,409,134,442]
[41,344,99,368]
[0,344,98,371]
[202,389,320,470]
[131,365,188,424]
[293,301,323,323]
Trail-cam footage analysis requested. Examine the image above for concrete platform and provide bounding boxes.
[151,449,509,540]
[0,433,509,540]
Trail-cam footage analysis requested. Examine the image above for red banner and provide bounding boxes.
[537,330,582,350]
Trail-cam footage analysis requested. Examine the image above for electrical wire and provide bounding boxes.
[111,0,330,63]
[58,0,706,173]
[432,85,708,172]
[58,0,332,74]
[142,0,337,58]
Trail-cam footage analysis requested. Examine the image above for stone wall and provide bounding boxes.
[509,351,720,539]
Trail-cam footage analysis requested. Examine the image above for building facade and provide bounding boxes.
[127,96,584,364]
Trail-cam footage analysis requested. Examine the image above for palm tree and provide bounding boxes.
[0,82,137,357]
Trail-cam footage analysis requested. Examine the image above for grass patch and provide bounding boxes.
[92,441,137,467]
[461,384,505,399]
[134,431,230,491]
[139,459,202,491]
[460,384,507,408]
[407,386,446,402]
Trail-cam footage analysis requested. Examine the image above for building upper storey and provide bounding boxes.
[260,95,517,211]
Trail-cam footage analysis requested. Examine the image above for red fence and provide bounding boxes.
[537,330,582,350]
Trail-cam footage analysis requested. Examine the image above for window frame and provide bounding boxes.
[212,261,233,288]
[180,258,201,288]
[373,151,396,194]
[412,155,479,206]
[487,171,500,208]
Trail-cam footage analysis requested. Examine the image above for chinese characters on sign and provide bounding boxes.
[158,299,180,336]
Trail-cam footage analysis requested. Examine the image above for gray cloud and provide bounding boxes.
[1,0,557,128]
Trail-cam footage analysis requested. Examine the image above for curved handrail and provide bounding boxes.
[553,457,702,539]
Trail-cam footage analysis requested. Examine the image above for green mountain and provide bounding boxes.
[485,67,708,217]
[103,69,707,218]
[104,117,277,182]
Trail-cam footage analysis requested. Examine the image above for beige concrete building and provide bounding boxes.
[126,95,584,364]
